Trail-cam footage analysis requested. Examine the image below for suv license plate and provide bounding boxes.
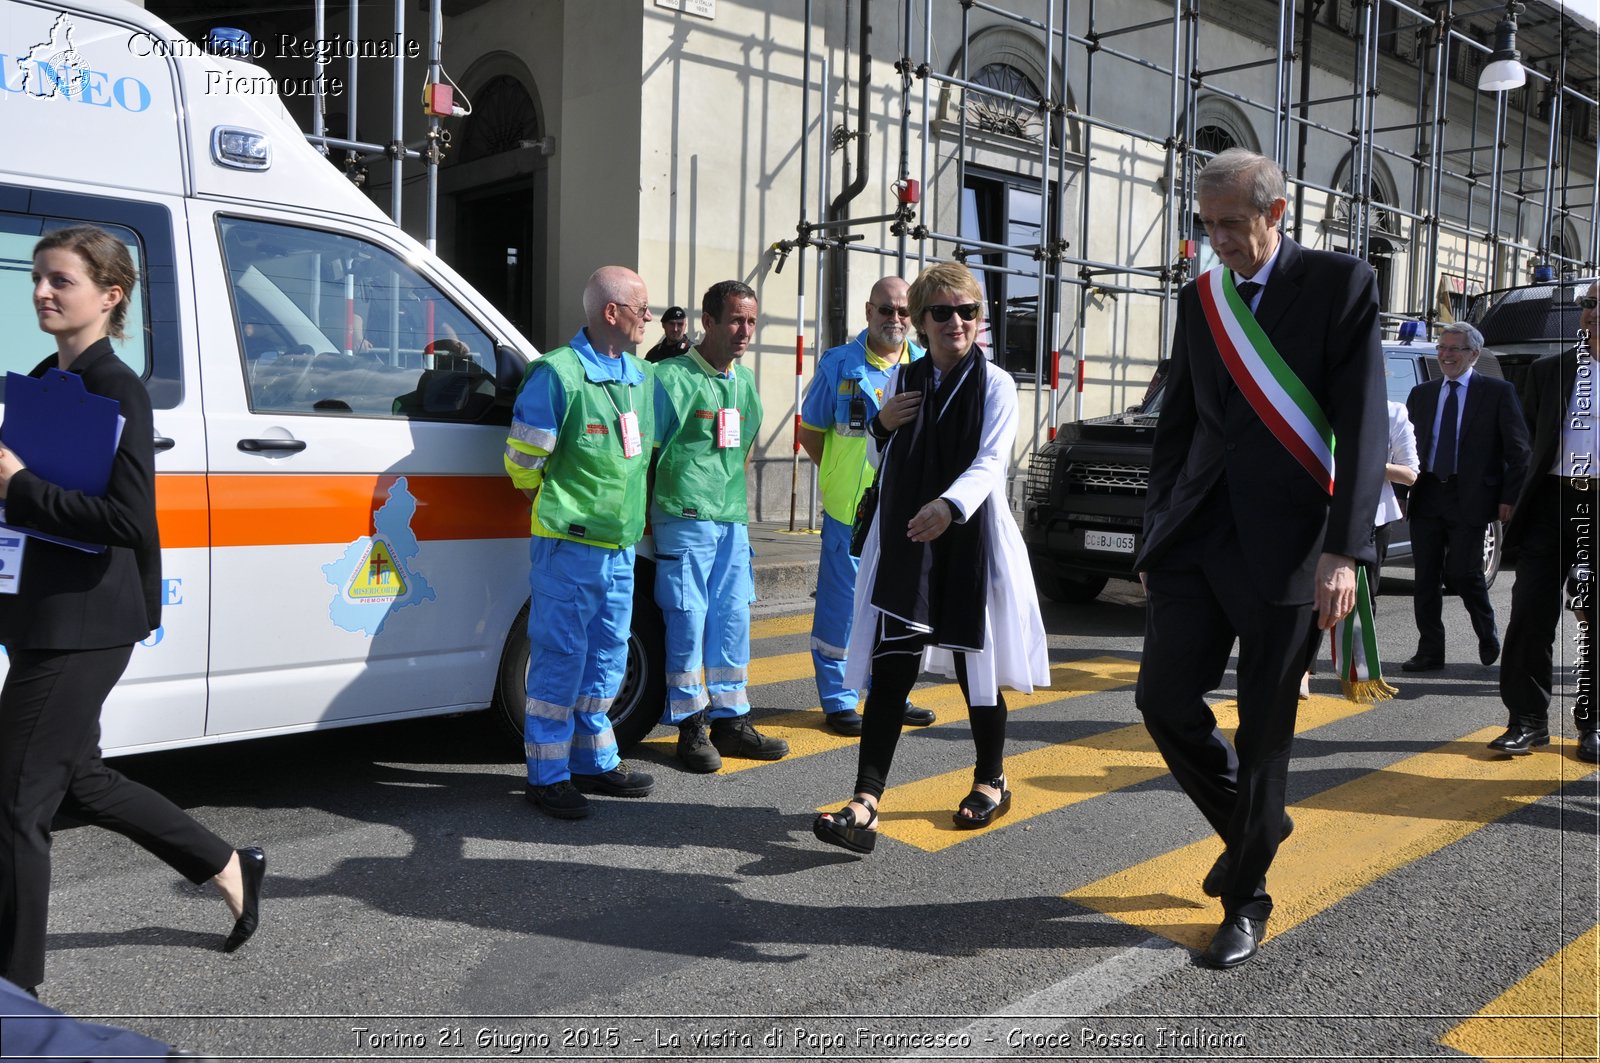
[1084,530,1135,554]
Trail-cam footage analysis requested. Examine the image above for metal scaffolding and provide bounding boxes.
[777,0,1600,528]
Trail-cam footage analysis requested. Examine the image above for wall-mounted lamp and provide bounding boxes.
[1478,4,1527,92]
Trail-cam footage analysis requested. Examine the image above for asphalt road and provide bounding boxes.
[28,568,1600,1062]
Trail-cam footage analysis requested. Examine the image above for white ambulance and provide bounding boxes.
[0,0,665,754]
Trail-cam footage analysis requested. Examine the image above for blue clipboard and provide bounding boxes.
[0,369,123,553]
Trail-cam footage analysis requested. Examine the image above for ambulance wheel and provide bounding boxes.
[491,598,667,754]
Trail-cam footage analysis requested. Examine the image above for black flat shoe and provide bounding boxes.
[952,775,1011,829]
[813,798,877,854]
[223,847,265,954]
[1199,914,1265,968]
[1488,725,1550,755]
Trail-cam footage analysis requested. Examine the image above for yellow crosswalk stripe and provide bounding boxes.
[642,657,1138,773]
[1441,922,1600,1062]
[855,691,1373,852]
[747,650,814,688]
[751,613,813,641]
[1069,727,1596,950]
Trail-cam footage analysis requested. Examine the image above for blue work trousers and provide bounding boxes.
[654,516,753,724]
[523,536,631,786]
[812,513,862,715]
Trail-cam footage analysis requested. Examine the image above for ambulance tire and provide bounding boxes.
[491,592,668,754]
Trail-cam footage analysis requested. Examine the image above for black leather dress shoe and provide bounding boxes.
[1479,634,1501,666]
[1202,814,1294,898]
[1488,726,1550,755]
[824,710,863,736]
[902,703,936,727]
[223,847,265,953]
[1199,914,1265,968]
[1578,731,1600,764]
[1400,655,1444,673]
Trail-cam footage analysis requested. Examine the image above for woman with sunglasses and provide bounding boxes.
[813,261,1049,853]
[0,226,265,996]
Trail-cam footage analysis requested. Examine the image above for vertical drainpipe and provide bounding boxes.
[1292,0,1319,245]
[826,0,872,350]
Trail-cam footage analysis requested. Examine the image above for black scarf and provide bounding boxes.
[871,348,989,649]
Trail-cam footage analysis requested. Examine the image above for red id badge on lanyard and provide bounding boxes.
[618,410,642,458]
[716,408,740,449]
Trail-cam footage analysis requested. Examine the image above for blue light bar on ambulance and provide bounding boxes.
[212,127,272,171]
[204,28,255,59]
[1398,319,1422,345]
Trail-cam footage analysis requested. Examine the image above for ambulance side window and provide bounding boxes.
[0,212,153,397]
[217,216,505,424]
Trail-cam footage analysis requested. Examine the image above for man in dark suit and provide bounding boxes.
[1136,149,1385,968]
[1495,281,1600,762]
[1401,323,1531,672]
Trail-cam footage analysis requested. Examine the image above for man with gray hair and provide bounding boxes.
[504,265,658,819]
[1136,148,1385,967]
[1400,322,1530,673]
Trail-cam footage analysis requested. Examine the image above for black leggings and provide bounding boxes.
[853,637,1008,800]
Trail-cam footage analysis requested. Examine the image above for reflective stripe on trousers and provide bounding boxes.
[653,516,754,724]
[523,536,631,785]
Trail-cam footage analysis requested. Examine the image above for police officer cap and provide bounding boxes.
[662,306,687,322]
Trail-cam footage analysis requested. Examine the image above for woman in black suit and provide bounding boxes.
[0,226,264,995]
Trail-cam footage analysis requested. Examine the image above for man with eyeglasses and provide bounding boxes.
[1136,149,1386,968]
[1400,322,1530,674]
[797,277,937,736]
[653,280,790,772]
[1497,281,1600,762]
[504,265,657,819]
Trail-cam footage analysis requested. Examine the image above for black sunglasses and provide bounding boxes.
[926,303,981,323]
[1580,296,1598,310]
[873,304,911,318]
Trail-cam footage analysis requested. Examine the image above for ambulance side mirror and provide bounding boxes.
[493,344,527,396]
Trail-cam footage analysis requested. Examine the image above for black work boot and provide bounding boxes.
[710,714,790,761]
[677,711,722,773]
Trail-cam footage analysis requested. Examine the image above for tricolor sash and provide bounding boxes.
[1199,267,1395,703]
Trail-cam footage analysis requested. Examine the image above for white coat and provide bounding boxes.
[843,356,1051,705]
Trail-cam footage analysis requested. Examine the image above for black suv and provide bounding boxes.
[1022,340,1509,601]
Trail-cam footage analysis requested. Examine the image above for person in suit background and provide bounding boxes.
[0,226,264,996]
[1401,323,1531,672]
[1496,280,1600,762]
[1136,149,1385,968]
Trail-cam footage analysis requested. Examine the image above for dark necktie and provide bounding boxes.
[1435,380,1459,478]
[1236,280,1262,306]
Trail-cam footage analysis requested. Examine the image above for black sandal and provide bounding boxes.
[813,796,879,854]
[953,774,1011,829]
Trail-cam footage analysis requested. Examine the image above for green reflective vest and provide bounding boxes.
[531,347,653,548]
[653,351,762,523]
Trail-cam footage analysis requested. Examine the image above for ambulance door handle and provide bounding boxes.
[153,436,175,452]
[237,438,307,453]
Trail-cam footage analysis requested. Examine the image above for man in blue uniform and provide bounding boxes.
[798,276,937,735]
[653,281,790,772]
[504,266,657,819]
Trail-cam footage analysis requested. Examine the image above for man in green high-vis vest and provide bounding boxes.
[652,280,790,773]
[504,266,658,820]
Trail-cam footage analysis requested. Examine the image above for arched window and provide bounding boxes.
[965,62,1046,142]
[454,75,539,165]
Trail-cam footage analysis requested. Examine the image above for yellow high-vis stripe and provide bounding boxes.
[1069,727,1596,950]
[846,691,1372,852]
[644,657,1138,773]
[1442,922,1600,1062]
